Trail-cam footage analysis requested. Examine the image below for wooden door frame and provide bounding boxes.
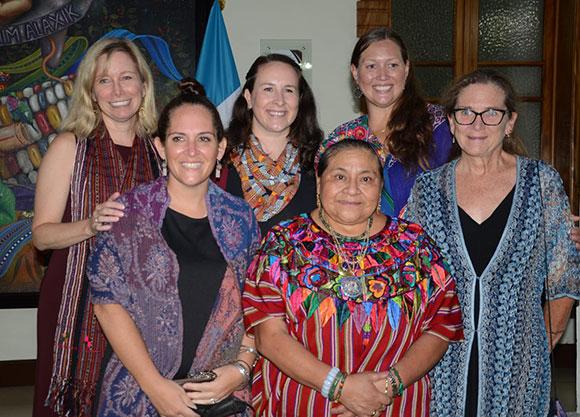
[454,0,478,77]
[543,0,579,210]
[570,0,580,213]
[542,0,557,165]
[573,0,580,213]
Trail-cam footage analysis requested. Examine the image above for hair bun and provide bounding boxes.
[178,77,207,97]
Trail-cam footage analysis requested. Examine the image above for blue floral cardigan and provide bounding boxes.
[406,157,580,417]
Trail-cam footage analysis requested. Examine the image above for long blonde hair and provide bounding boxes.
[59,37,157,139]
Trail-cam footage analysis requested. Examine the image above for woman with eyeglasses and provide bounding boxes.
[332,27,580,251]
[405,69,580,416]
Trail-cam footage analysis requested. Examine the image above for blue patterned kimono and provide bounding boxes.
[405,156,580,417]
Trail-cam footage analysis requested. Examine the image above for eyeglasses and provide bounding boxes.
[452,108,508,126]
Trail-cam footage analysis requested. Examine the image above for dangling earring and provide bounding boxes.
[316,193,321,209]
[92,95,99,114]
[215,159,222,180]
[376,199,381,214]
[353,85,363,99]
[506,131,511,138]
[452,136,456,144]
[138,102,145,119]
[161,159,167,176]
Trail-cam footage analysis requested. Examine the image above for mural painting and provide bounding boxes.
[0,0,200,307]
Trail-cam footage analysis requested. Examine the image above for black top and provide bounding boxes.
[225,165,317,235]
[459,186,515,276]
[458,186,514,417]
[161,208,227,379]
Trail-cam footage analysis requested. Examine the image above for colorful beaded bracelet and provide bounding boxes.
[389,366,404,397]
[333,372,348,403]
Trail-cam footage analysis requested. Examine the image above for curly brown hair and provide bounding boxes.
[351,27,433,174]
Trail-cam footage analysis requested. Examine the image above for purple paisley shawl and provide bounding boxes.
[87,177,261,416]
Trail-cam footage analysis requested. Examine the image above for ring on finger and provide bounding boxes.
[93,216,99,225]
[210,398,217,405]
[370,410,377,417]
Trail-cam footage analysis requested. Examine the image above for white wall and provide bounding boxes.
[0,1,360,362]
[0,308,36,360]
[223,0,360,135]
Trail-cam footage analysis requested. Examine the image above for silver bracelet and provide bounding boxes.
[240,345,260,367]
[240,344,259,357]
[231,361,250,390]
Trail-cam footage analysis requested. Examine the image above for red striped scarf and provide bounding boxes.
[47,124,160,416]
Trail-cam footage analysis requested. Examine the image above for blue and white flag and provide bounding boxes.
[195,0,240,128]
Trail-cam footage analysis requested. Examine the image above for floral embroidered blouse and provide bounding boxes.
[243,214,463,417]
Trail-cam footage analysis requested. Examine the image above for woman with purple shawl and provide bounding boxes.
[86,79,261,417]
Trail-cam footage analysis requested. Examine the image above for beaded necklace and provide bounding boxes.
[232,134,300,221]
[319,207,373,299]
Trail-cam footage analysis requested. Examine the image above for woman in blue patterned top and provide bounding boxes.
[328,28,453,217]
[405,69,580,417]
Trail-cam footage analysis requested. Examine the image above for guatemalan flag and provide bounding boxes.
[195,0,241,128]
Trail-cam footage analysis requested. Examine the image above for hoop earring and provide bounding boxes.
[215,159,222,180]
[161,160,167,177]
[353,85,363,99]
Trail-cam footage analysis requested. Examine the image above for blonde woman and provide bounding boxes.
[32,37,160,417]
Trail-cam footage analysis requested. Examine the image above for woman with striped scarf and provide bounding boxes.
[31,37,161,417]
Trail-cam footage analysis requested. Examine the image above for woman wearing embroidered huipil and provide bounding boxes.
[406,70,580,417]
[31,38,160,417]
[222,54,324,234]
[328,28,453,217]
[243,136,463,417]
[87,79,261,416]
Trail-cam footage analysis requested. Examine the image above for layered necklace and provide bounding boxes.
[319,207,373,299]
[232,134,300,221]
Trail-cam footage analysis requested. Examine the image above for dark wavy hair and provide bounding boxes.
[441,69,527,157]
[351,27,433,174]
[225,54,323,174]
[157,77,224,144]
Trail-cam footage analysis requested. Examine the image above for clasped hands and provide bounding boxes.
[330,371,393,417]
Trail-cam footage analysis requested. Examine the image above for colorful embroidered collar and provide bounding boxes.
[255,214,450,343]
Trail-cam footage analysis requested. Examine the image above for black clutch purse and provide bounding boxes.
[193,396,251,417]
